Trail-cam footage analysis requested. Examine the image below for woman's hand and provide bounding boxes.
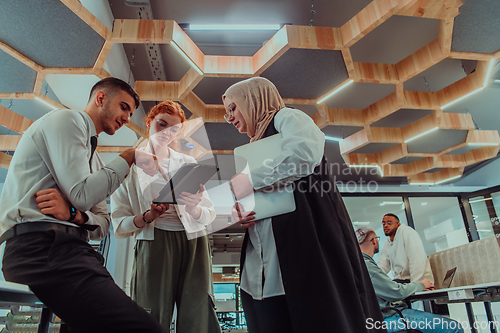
[178,184,204,220]
[231,202,256,229]
[149,203,170,219]
[135,203,169,228]
[230,173,254,201]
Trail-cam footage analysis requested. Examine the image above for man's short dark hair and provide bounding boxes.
[89,77,140,109]
[383,213,400,222]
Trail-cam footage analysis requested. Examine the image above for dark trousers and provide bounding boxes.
[1,230,167,333]
[240,290,293,333]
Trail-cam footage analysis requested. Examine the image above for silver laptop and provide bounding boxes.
[206,134,296,221]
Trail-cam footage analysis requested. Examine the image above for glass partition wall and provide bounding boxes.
[343,185,500,333]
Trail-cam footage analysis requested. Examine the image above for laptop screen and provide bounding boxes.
[442,267,457,289]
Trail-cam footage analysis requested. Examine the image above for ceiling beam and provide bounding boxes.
[0,41,42,72]
[324,108,365,126]
[448,51,495,61]
[402,90,441,109]
[341,48,355,78]
[363,91,401,124]
[180,92,206,118]
[396,0,461,19]
[60,0,112,39]
[340,0,415,48]
[353,62,399,84]
[437,59,490,108]
[396,39,446,82]
[96,146,129,153]
[204,105,226,123]
[172,21,205,72]
[111,19,174,43]
[33,72,45,95]
[253,28,290,76]
[0,105,34,134]
[286,25,342,50]
[33,93,66,110]
[179,68,204,100]
[0,152,12,169]
[0,135,22,151]
[204,56,253,77]
[94,40,114,70]
[134,81,179,101]
[125,122,148,138]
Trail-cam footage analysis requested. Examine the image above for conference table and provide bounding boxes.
[407,282,500,333]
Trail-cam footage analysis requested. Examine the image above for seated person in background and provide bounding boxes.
[378,213,434,283]
[357,227,463,333]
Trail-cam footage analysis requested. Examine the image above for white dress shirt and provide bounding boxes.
[240,108,325,300]
[0,109,130,241]
[378,224,435,283]
[110,148,216,240]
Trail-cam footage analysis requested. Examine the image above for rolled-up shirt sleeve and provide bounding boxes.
[32,111,130,212]
[366,257,425,302]
[86,200,111,241]
[250,108,325,190]
[110,173,143,239]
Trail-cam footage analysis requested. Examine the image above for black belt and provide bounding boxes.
[0,222,88,244]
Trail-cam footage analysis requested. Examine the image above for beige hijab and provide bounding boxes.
[223,77,285,142]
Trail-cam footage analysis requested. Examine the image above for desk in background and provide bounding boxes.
[407,283,500,333]
[0,281,53,333]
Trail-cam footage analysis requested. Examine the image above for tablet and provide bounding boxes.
[153,163,219,204]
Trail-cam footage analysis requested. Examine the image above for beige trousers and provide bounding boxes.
[131,228,221,333]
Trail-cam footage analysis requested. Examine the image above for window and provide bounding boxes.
[469,191,500,240]
[343,196,407,261]
[408,197,468,255]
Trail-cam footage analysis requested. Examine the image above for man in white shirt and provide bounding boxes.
[378,213,434,284]
[0,78,166,333]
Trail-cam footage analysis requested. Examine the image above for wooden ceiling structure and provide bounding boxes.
[1,0,500,185]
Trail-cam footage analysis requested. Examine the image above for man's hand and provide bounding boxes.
[35,188,70,221]
[231,202,256,229]
[120,148,168,180]
[230,173,254,201]
[421,279,435,290]
[178,184,204,220]
[135,149,168,180]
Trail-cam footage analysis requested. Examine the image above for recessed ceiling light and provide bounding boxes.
[35,96,58,110]
[325,136,342,142]
[170,41,203,75]
[189,24,281,31]
[317,80,353,104]
[434,174,461,184]
[404,127,438,143]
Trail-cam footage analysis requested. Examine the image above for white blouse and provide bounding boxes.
[110,148,216,240]
[240,108,325,300]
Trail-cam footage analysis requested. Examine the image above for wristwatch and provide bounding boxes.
[68,203,77,222]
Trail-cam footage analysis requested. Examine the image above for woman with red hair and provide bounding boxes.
[111,100,220,332]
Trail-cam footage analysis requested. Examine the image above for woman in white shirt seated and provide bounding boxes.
[223,77,385,333]
[110,100,220,333]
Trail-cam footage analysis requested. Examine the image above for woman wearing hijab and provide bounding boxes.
[223,77,386,333]
[110,101,220,333]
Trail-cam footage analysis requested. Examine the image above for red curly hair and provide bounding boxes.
[145,100,186,127]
